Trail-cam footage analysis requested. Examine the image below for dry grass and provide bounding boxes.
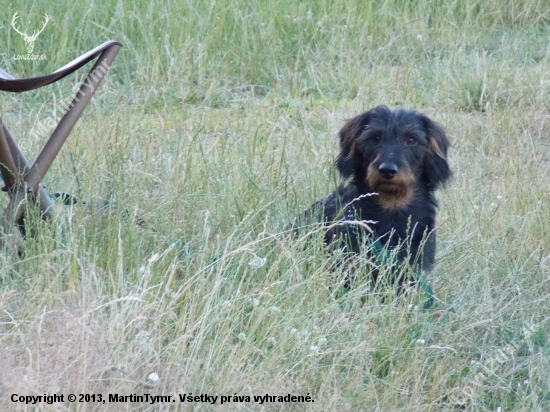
[1,0,550,410]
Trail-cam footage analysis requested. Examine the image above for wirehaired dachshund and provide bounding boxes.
[295,105,451,288]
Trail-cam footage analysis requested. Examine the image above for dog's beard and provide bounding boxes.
[367,164,416,210]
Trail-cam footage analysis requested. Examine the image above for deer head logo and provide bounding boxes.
[11,12,50,54]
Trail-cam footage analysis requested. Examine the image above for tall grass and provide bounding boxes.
[1,0,550,410]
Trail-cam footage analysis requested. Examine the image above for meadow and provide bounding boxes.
[1,0,550,410]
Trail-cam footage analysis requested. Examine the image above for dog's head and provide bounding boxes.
[336,105,451,210]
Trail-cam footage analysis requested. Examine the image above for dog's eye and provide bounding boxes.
[406,136,416,145]
[371,135,380,143]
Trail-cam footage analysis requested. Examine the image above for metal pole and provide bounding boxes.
[25,45,121,192]
[1,122,54,220]
[10,44,121,224]
[0,120,18,189]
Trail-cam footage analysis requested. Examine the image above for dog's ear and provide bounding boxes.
[421,114,452,188]
[336,106,386,178]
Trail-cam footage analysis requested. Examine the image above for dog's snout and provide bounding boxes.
[379,162,398,179]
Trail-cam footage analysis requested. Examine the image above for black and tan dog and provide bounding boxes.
[296,105,451,287]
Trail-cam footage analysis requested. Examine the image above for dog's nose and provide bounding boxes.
[379,162,398,179]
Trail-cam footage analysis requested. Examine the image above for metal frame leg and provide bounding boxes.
[0,44,120,237]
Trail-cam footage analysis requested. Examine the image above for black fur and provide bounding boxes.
[297,105,451,284]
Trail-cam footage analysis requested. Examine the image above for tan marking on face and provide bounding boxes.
[367,162,416,211]
[401,127,412,138]
[376,188,415,210]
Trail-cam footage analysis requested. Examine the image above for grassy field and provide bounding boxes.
[1,0,550,410]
